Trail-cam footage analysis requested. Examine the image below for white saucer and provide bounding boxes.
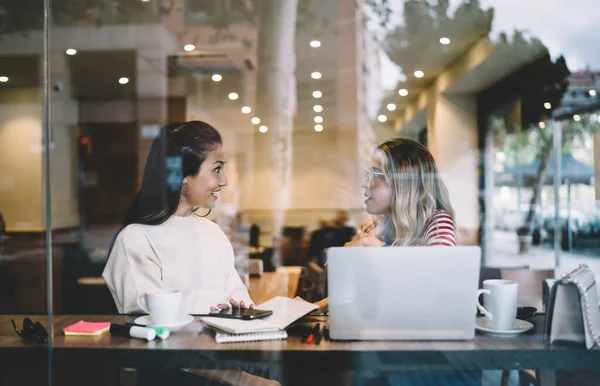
[475,317,534,337]
[134,314,194,332]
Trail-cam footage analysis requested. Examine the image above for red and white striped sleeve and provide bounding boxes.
[423,210,458,247]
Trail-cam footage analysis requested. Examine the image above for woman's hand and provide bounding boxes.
[345,236,385,247]
[209,298,254,312]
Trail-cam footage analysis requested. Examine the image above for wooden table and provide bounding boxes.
[1,314,599,384]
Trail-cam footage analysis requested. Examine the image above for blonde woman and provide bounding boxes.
[315,138,458,310]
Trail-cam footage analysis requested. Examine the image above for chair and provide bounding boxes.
[306,261,326,302]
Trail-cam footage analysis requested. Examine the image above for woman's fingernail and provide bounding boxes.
[240,301,245,308]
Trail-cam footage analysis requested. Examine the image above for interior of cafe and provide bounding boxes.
[1,0,599,385]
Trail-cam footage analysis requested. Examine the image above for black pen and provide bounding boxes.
[315,325,326,345]
[304,323,320,344]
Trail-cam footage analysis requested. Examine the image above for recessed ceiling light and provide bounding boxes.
[378,114,387,123]
[313,105,323,113]
[228,92,239,100]
[251,117,261,125]
[314,116,323,124]
[0,76,9,83]
[590,90,597,96]
[574,114,581,121]
[66,48,77,55]
[312,90,322,98]
[259,125,268,133]
[241,106,251,114]
[544,102,552,109]
[314,124,323,132]
[311,72,322,80]
[212,74,222,82]
[414,70,424,78]
[387,103,396,111]
[310,40,321,48]
[184,44,195,52]
[118,77,129,85]
[439,37,451,45]
[539,122,546,129]
[398,88,408,96]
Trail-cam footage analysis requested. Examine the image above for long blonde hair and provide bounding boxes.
[373,138,455,246]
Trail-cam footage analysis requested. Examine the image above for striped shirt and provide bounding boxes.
[422,210,458,247]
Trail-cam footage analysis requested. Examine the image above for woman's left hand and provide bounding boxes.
[345,236,385,247]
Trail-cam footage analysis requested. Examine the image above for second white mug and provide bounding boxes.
[476,279,518,331]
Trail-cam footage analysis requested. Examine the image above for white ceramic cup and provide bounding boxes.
[476,279,518,331]
[137,288,182,326]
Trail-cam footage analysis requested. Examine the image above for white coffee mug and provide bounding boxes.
[137,288,182,326]
[476,279,518,331]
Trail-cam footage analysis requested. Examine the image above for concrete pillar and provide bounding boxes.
[48,51,79,229]
[427,93,480,245]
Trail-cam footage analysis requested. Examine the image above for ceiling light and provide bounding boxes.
[313,105,323,113]
[314,116,323,124]
[310,40,321,48]
[0,76,9,83]
[398,88,408,96]
[314,124,323,132]
[414,70,424,78]
[590,90,597,96]
[212,74,222,82]
[544,102,552,109]
[439,37,451,45]
[387,103,396,111]
[228,92,239,100]
[312,90,322,98]
[573,114,581,121]
[539,122,546,129]
[241,106,251,114]
[184,44,195,52]
[65,48,77,55]
[251,117,261,125]
[118,77,129,85]
[378,114,387,123]
[311,72,322,80]
[259,125,268,133]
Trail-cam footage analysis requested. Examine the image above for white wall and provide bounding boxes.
[0,103,44,231]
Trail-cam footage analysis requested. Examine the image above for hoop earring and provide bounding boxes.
[192,207,211,217]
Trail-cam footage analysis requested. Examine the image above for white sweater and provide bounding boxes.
[102,214,253,314]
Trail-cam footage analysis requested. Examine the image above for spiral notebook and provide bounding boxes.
[215,330,288,343]
[200,296,318,342]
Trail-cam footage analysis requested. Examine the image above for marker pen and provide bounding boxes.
[110,323,156,341]
[125,322,170,340]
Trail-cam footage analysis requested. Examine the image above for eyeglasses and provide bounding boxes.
[11,317,48,344]
[364,169,385,186]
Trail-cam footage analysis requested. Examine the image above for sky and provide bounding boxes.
[376,0,600,91]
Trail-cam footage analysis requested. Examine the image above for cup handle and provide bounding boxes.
[137,294,149,313]
[476,289,493,320]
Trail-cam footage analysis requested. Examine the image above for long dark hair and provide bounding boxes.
[122,121,222,228]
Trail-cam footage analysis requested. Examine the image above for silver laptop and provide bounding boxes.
[327,246,481,340]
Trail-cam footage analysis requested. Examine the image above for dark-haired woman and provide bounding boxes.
[103,121,253,314]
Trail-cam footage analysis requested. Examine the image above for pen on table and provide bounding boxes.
[304,323,320,344]
[125,322,170,340]
[315,325,326,345]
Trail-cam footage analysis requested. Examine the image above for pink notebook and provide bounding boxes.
[63,320,111,336]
